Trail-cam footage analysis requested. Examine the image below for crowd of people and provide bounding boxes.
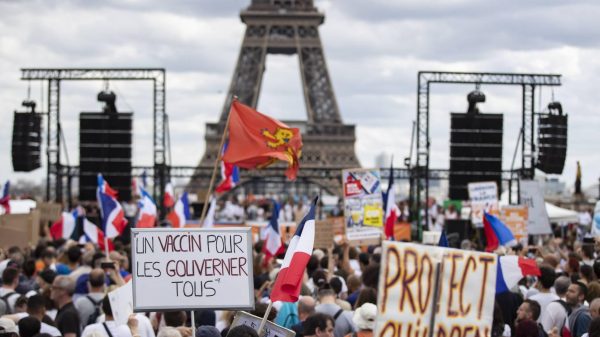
[1,213,600,337]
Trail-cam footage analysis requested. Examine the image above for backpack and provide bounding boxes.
[86,295,103,326]
[538,323,549,337]
[0,291,19,315]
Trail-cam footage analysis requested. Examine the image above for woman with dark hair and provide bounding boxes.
[491,302,510,337]
[354,288,377,310]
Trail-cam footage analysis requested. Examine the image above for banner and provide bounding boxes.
[230,311,295,337]
[500,205,528,243]
[131,228,254,311]
[376,242,497,337]
[468,181,499,227]
[519,180,552,235]
[343,169,384,243]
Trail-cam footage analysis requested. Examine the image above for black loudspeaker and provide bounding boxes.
[12,112,42,172]
[449,113,503,200]
[79,112,133,201]
[445,219,471,247]
[537,114,567,174]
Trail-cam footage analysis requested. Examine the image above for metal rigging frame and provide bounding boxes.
[20,68,168,204]
[414,71,561,240]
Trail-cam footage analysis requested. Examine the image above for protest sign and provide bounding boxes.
[230,311,295,337]
[108,281,133,325]
[376,242,497,337]
[0,210,40,249]
[343,169,384,244]
[314,220,334,249]
[131,227,254,311]
[38,202,62,224]
[467,181,499,227]
[519,180,552,235]
[500,205,528,243]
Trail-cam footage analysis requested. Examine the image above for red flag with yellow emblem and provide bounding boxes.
[222,99,302,180]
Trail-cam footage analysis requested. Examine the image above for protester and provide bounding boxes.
[81,296,136,337]
[74,269,105,328]
[349,303,376,337]
[51,276,80,337]
[18,316,41,337]
[0,317,18,337]
[567,282,592,337]
[0,267,21,315]
[304,314,335,337]
[541,276,571,332]
[315,286,355,337]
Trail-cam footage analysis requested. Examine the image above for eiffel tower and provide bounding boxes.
[190,0,360,195]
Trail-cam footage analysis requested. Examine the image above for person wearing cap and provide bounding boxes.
[346,303,376,337]
[0,317,18,337]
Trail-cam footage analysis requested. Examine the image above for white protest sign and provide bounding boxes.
[468,181,499,227]
[230,311,295,337]
[519,180,552,235]
[131,227,254,311]
[108,281,133,325]
[376,242,497,337]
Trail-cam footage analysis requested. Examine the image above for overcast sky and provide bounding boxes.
[0,0,598,193]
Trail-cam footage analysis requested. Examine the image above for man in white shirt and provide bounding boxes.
[541,276,571,332]
[81,296,134,337]
[530,266,559,324]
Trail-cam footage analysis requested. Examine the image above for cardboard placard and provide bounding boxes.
[0,210,40,249]
[230,311,295,337]
[38,202,62,224]
[500,205,528,243]
[314,220,334,249]
[376,242,497,337]
[131,227,254,311]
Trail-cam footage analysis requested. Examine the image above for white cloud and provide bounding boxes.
[0,0,598,194]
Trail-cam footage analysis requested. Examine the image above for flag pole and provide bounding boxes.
[199,97,234,224]
[257,301,273,336]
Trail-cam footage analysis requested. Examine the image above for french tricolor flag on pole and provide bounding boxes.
[0,180,11,214]
[164,182,175,208]
[168,192,190,228]
[136,184,157,228]
[97,174,128,239]
[263,200,283,265]
[496,255,540,293]
[383,162,398,240]
[216,140,240,193]
[50,210,78,240]
[270,197,317,303]
[483,211,517,252]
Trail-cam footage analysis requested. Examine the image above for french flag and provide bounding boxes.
[270,197,317,303]
[263,200,284,265]
[79,217,112,251]
[0,181,10,214]
[483,211,517,252]
[164,182,175,208]
[136,184,157,228]
[496,255,540,293]
[383,162,398,240]
[168,192,190,228]
[50,210,78,240]
[97,174,128,238]
[215,140,240,193]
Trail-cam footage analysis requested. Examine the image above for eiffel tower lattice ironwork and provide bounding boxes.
[191,0,360,194]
